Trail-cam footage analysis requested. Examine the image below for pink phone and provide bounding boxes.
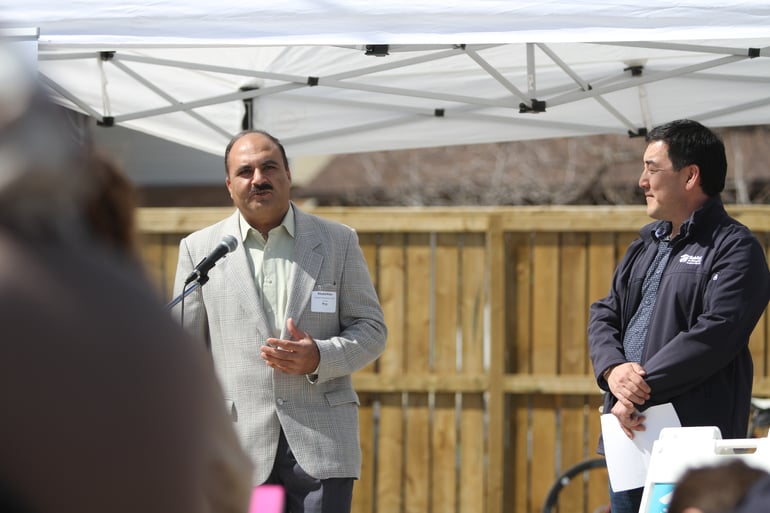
[249,484,284,513]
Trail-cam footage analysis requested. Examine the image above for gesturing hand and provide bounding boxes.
[261,318,321,375]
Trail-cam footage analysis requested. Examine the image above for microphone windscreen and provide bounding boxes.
[222,235,238,253]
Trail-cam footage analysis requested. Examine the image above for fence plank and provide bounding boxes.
[504,232,533,513]
[459,233,487,513]
[375,233,407,513]
[556,232,590,513]
[433,233,460,513]
[405,234,431,513]
[530,233,560,513]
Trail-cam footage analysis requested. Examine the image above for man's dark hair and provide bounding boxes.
[223,129,289,176]
[668,460,769,513]
[645,119,727,196]
[0,480,33,513]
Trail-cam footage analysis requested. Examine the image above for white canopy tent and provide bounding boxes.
[3,1,770,159]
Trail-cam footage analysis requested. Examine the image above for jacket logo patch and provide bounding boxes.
[678,254,703,265]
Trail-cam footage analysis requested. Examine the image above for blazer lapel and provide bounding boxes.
[220,211,272,332]
[284,207,323,337]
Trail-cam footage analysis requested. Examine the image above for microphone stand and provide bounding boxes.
[167,235,238,311]
[165,272,209,311]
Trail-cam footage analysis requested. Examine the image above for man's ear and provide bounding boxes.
[684,164,701,190]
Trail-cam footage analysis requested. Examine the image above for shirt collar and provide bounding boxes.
[652,222,672,242]
[237,203,296,242]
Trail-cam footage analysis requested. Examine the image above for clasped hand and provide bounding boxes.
[606,362,651,439]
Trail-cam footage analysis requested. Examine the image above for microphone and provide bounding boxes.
[184,235,238,285]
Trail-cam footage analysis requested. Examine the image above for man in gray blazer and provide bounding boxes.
[172,130,387,513]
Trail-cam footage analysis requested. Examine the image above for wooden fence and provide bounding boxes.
[138,205,770,513]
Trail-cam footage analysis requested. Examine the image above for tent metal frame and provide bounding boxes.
[36,41,770,149]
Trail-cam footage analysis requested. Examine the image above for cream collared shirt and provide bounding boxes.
[238,207,295,338]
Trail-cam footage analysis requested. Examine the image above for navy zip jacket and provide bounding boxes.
[589,196,770,442]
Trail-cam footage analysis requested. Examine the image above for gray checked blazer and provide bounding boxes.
[172,204,387,485]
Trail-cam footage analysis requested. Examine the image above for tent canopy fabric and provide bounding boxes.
[3,1,770,157]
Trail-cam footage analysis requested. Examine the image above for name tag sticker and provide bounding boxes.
[311,291,337,313]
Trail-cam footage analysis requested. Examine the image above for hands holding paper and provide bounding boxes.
[605,362,652,439]
[611,402,647,439]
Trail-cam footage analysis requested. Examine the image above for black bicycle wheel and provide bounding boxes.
[541,457,608,513]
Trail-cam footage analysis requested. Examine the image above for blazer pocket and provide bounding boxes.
[324,388,360,407]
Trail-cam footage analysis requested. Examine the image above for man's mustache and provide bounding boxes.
[250,183,273,193]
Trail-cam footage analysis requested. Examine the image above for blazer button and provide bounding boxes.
[277,398,285,406]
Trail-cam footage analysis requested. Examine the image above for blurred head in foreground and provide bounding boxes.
[0,43,94,244]
[668,459,770,513]
[0,40,253,513]
[0,40,139,257]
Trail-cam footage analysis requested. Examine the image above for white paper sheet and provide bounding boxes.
[601,402,681,492]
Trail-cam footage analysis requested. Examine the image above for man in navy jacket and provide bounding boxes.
[588,119,770,513]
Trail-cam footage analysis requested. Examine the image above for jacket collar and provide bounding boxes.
[643,194,725,243]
